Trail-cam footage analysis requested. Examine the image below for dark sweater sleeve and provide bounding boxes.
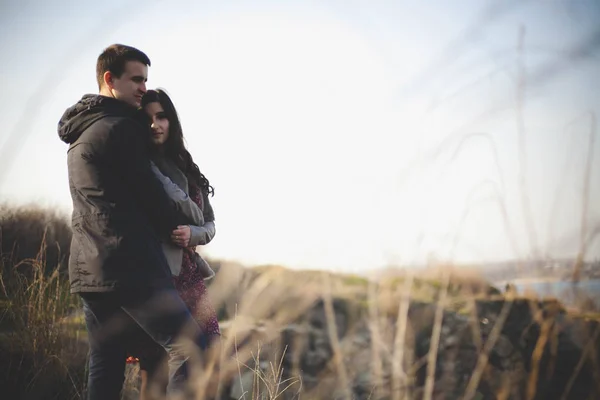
[111,119,188,234]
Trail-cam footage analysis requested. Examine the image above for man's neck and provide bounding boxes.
[99,88,114,98]
[96,90,137,111]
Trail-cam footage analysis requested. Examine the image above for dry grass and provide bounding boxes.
[0,214,86,399]
[1,205,599,400]
[0,202,72,276]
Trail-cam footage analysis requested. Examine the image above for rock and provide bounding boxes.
[229,369,255,399]
[213,265,599,400]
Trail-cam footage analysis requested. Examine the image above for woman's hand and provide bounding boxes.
[171,225,191,247]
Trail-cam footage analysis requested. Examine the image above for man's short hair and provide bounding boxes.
[96,44,151,89]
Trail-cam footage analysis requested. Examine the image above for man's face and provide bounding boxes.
[109,60,148,107]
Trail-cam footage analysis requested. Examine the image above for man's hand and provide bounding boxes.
[171,225,191,247]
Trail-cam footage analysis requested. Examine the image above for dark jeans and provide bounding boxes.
[80,288,209,400]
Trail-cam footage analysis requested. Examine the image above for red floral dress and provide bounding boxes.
[173,185,220,337]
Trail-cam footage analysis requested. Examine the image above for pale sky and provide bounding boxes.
[1,0,599,273]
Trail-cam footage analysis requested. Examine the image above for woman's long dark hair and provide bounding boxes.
[141,89,214,197]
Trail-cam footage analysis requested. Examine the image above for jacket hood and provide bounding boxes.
[57,94,142,144]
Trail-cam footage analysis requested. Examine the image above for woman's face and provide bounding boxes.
[145,101,170,146]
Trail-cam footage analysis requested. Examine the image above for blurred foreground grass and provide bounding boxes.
[1,204,599,400]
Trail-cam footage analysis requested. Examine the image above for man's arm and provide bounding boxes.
[112,119,189,234]
[150,162,204,226]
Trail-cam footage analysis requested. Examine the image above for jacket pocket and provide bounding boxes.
[70,224,84,268]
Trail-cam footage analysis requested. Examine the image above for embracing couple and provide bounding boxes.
[57,44,220,399]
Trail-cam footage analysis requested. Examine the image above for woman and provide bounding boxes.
[129,88,221,399]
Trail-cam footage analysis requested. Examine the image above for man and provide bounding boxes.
[58,44,207,399]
